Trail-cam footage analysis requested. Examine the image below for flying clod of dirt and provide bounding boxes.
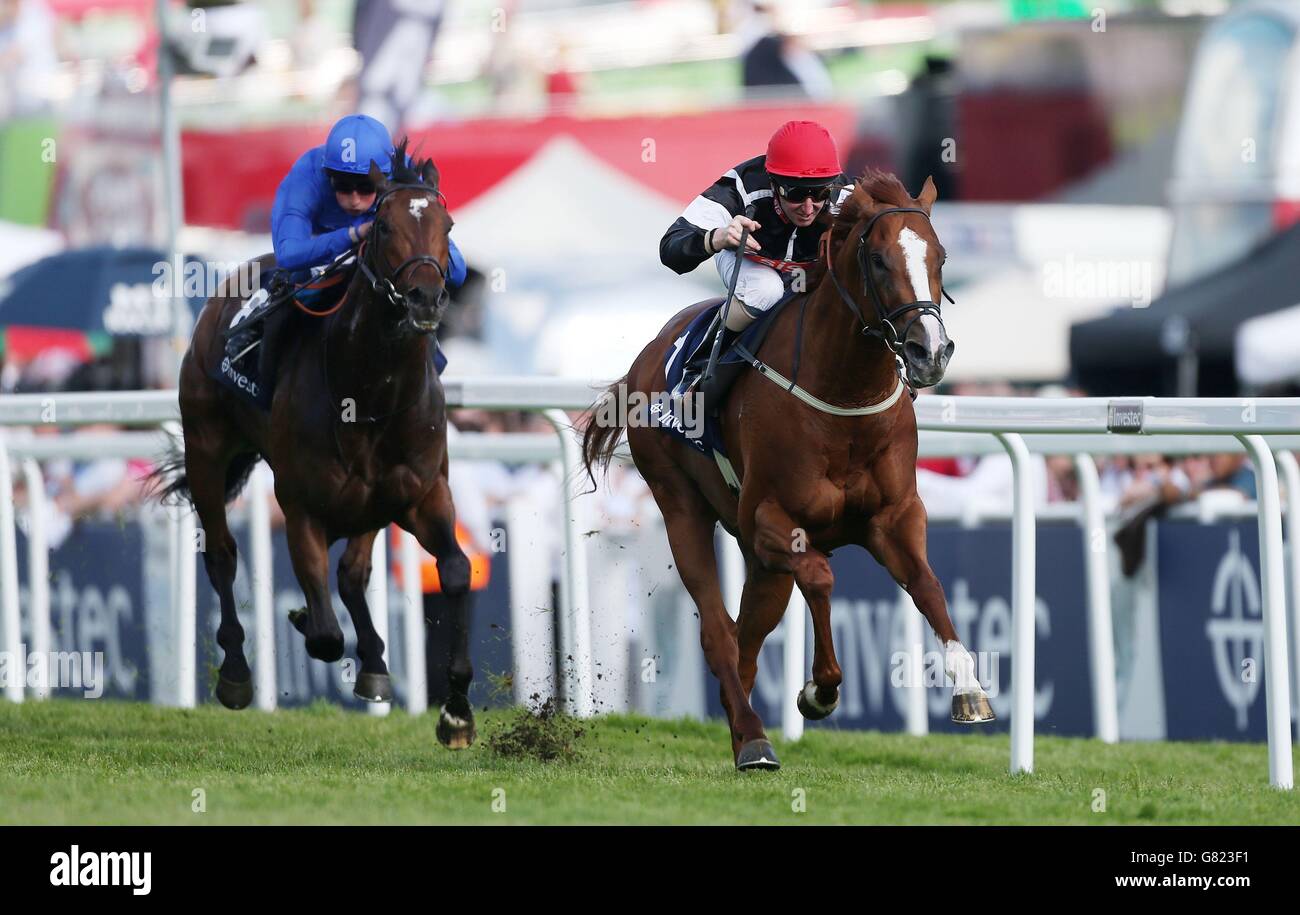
[487,695,585,762]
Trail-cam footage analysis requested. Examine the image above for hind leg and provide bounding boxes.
[864,496,994,723]
[637,467,774,769]
[735,559,800,737]
[337,530,391,703]
[735,559,795,698]
[400,475,475,749]
[184,443,253,709]
[748,500,842,720]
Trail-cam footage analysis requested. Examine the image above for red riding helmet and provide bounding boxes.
[765,120,841,180]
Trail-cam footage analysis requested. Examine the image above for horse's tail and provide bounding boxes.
[581,375,628,492]
[143,433,262,510]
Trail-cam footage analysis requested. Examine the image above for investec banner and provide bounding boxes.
[1156,520,1276,742]
[13,517,512,709]
[707,524,1095,737]
[10,515,1285,741]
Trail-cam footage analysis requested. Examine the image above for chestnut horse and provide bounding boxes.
[151,141,477,748]
[583,170,993,770]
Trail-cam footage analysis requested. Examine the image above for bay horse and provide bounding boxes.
[151,141,477,748]
[582,170,993,770]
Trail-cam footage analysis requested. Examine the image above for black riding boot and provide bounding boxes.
[256,301,290,389]
[672,321,739,399]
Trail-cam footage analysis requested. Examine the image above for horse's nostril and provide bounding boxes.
[904,340,927,364]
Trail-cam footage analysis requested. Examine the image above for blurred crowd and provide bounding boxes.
[0,0,56,120]
[0,0,850,126]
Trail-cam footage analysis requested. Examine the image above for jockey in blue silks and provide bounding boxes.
[271,113,466,280]
[256,113,466,380]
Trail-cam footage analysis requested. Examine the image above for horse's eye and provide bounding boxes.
[870,252,887,268]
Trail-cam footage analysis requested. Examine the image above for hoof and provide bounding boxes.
[436,707,476,750]
[952,691,996,724]
[215,675,253,710]
[288,607,308,635]
[796,680,838,721]
[305,632,345,663]
[735,738,781,771]
[353,671,392,703]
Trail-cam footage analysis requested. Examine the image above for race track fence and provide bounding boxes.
[0,382,1296,789]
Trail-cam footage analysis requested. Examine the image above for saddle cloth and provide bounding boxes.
[215,264,447,410]
[657,289,798,490]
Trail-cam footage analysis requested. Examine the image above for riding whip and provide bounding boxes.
[702,204,757,389]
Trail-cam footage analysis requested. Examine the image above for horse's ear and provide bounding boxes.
[368,160,388,193]
[420,159,439,190]
[917,175,938,214]
[832,184,870,245]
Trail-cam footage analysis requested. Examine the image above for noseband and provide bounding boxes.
[356,182,450,311]
[824,206,954,357]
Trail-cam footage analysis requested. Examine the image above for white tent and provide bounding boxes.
[451,135,715,378]
[940,267,1133,383]
[934,203,1170,382]
[1236,302,1300,387]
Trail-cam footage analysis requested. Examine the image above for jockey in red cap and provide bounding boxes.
[659,119,851,398]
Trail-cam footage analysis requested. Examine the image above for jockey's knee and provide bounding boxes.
[738,276,784,313]
[716,259,784,331]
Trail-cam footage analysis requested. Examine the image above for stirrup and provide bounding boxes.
[671,369,703,401]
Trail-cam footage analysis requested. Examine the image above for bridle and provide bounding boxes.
[824,205,954,357]
[356,182,451,313]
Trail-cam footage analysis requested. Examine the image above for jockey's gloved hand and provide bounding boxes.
[348,221,374,245]
[712,215,762,253]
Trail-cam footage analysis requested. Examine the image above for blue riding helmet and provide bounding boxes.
[323,114,395,177]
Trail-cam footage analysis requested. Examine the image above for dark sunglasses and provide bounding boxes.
[774,182,834,204]
[328,173,377,196]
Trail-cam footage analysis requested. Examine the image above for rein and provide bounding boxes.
[356,182,450,311]
[731,206,953,417]
[823,206,955,355]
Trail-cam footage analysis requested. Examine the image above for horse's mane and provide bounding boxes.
[828,167,914,248]
[389,136,439,188]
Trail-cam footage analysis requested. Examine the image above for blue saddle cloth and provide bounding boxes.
[658,291,795,461]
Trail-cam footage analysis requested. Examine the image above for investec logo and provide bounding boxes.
[49,846,151,895]
[1205,529,1263,730]
[220,355,260,398]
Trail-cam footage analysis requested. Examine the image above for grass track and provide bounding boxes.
[1,700,1296,825]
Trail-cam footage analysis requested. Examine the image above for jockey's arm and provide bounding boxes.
[659,167,747,275]
[271,208,355,273]
[270,156,355,272]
